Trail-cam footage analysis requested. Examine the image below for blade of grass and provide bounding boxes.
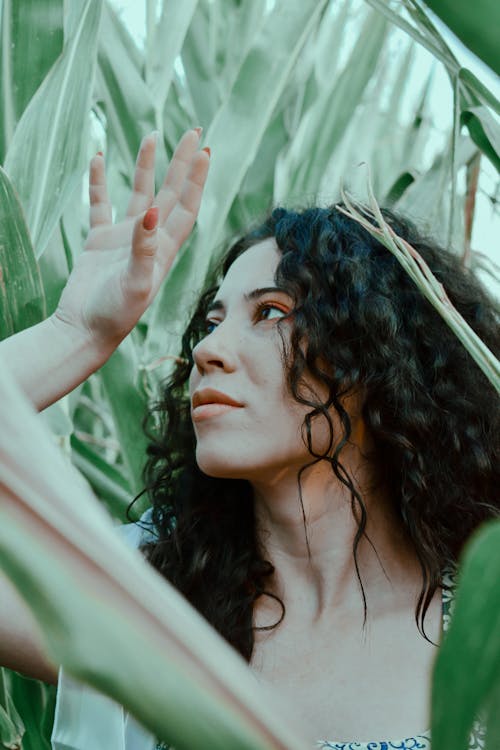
[98,332,150,505]
[277,9,389,202]
[70,433,136,522]
[0,166,46,339]
[423,0,500,76]
[146,0,329,363]
[0,0,63,164]
[146,0,199,121]
[0,361,311,750]
[431,519,500,749]
[461,106,500,172]
[4,0,103,259]
[96,1,155,176]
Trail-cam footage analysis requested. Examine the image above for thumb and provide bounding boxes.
[126,207,159,295]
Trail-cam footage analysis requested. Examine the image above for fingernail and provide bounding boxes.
[194,127,203,137]
[143,207,159,231]
[96,151,103,157]
[202,146,211,157]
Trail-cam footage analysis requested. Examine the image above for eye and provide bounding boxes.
[254,302,288,322]
[203,320,217,335]
[203,302,288,334]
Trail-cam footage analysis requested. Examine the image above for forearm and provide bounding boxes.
[0,316,109,411]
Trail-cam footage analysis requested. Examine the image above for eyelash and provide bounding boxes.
[204,302,287,334]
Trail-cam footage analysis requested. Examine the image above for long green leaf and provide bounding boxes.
[0,694,23,750]
[365,0,455,69]
[180,0,223,127]
[70,433,135,522]
[232,110,288,229]
[366,0,500,168]
[423,0,500,76]
[0,166,46,339]
[6,671,55,750]
[146,0,329,362]
[99,333,150,504]
[146,0,199,120]
[461,106,500,172]
[277,9,388,201]
[0,0,63,165]
[431,519,500,749]
[4,0,103,259]
[459,68,500,116]
[397,135,477,246]
[0,362,309,750]
[38,219,74,318]
[96,1,155,178]
[385,171,417,205]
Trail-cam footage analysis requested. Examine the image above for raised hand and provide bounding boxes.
[52,128,210,356]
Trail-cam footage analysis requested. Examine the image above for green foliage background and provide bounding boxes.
[0,0,498,747]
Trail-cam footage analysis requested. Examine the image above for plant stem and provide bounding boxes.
[0,669,10,716]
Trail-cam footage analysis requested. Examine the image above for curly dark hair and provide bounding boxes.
[129,204,500,663]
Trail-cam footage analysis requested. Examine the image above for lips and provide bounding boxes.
[192,388,244,409]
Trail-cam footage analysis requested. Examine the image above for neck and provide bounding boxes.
[250,441,420,628]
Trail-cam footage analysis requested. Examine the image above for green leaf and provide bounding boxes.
[4,0,103,259]
[145,0,199,120]
[461,106,500,173]
[180,0,223,127]
[484,677,500,750]
[37,221,73,318]
[0,362,309,750]
[6,671,55,750]
[431,518,500,749]
[397,135,476,246]
[0,167,46,340]
[276,9,389,201]
[459,68,500,116]
[95,1,155,177]
[0,0,64,165]
[0,704,22,749]
[99,333,149,505]
[385,171,417,205]
[423,0,500,76]
[70,433,135,522]
[146,0,330,362]
[365,0,455,70]
[367,1,500,130]
[0,672,24,750]
[232,110,288,228]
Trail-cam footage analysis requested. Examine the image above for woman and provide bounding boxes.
[1,128,498,749]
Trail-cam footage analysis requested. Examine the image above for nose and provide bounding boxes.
[192,322,238,375]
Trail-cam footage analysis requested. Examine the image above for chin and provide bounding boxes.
[195,449,253,480]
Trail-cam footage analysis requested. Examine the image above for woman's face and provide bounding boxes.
[189,238,346,482]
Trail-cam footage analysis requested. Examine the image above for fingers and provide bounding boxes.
[163,148,210,248]
[155,129,203,226]
[126,132,158,218]
[124,208,160,298]
[89,154,112,228]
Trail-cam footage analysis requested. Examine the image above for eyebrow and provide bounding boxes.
[206,286,291,314]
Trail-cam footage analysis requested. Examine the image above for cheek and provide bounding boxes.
[188,364,202,403]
